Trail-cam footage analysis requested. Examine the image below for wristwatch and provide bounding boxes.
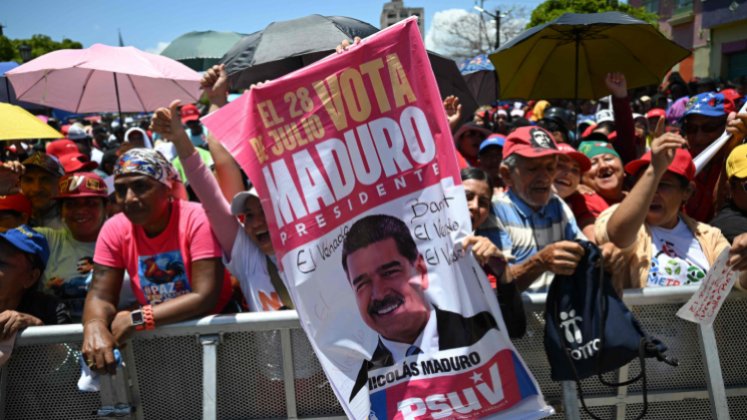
[130,305,155,331]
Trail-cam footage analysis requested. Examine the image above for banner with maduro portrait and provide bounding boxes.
[203,17,551,420]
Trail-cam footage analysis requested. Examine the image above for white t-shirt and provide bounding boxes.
[225,229,318,379]
[647,219,709,287]
[225,230,284,312]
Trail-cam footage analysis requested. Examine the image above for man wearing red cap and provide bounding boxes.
[493,126,586,292]
[35,172,110,321]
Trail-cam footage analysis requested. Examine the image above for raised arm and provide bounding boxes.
[606,72,639,164]
[202,64,246,203]
[606,125,686,248]
[151,101,240,255]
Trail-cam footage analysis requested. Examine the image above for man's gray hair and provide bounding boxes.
[501,154,522,170]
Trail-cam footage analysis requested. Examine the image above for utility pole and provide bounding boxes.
[495,9,501,49]
[474,3,502,51]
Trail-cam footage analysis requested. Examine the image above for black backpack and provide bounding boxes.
[544,240,678,420]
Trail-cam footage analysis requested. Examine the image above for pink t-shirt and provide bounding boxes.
[95,200,231,312]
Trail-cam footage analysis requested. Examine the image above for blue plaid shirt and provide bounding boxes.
[493,190,585,291]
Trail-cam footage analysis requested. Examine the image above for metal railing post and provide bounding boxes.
[561,381,581,420]
[199,334,221,420]
[698,323,730,419]
[280,329,298,419]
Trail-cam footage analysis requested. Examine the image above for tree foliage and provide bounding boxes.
[0,34,82,63]
[528,0,659,28]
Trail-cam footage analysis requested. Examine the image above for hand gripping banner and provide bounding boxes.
[203,17,552,420]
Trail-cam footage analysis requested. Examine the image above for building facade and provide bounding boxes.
[631,0,747,81]
[380,0,425,39]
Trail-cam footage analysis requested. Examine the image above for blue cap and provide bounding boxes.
[478,134,506,154]
[0,225,50,268]
[684,92,727,118]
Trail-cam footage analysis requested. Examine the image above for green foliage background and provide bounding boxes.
[528,0,659,28]
[0,34,82,63]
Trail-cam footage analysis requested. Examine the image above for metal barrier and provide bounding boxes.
[2,287,746,420]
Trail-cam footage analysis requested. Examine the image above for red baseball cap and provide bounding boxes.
[557,143,591,172]
[56,172,108,199]
[502,126,560,160]
[180,104,200,124]
[625,148,695,181]
[0,194,32,216]
[58,153,98,174]
[46,139,79,159]
[645,108,666,119]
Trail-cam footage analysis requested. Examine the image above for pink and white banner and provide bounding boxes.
[203,18,551,420]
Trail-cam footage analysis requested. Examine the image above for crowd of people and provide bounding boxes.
[2,53,747,377]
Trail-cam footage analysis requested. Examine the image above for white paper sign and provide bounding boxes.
[676,248,737,325]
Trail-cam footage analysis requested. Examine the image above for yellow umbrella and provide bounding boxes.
[0,102,62,141]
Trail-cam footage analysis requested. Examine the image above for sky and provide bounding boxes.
[2,0,544,54]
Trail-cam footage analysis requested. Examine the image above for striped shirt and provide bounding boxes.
[494,190,585,291]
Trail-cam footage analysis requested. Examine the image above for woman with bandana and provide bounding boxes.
[81,148,232,373]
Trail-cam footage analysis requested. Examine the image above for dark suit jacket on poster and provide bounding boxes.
[349,306,499,401]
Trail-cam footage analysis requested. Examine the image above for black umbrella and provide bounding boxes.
[221,15,379,90]
[489,11,691,100]
[428,51,479,126]
[221,16,478,126]
[459,54,499,106]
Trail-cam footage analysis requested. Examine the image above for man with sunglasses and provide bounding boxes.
[681,92,735,222]
[711,144,747,242]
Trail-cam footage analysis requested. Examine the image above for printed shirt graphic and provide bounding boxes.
[648,219,709,287]
[138,250,191,304]
[226,229,283,312]
[36,227,96,321]
[94,200,231,309]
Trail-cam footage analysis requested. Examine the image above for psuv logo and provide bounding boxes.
[393,362,507,420]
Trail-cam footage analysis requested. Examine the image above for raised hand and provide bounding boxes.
[201,64,229,107]
[150,100,183,140]
[605,72,628,98]
[444,95,463,131]
[726,111,747,140]
[649,127,686,177]
[336,36,361,53]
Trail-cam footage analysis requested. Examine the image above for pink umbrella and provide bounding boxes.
[6,43,202,114]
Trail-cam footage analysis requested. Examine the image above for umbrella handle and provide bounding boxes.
[693,101,747,175]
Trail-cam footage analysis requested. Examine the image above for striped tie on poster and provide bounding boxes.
[203,17,552,420]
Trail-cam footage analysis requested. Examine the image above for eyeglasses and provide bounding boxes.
[684,121,724,135]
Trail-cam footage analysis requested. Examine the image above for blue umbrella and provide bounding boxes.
[458,54,494,74]
[0,61,19,103]
[1,61,46,111]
